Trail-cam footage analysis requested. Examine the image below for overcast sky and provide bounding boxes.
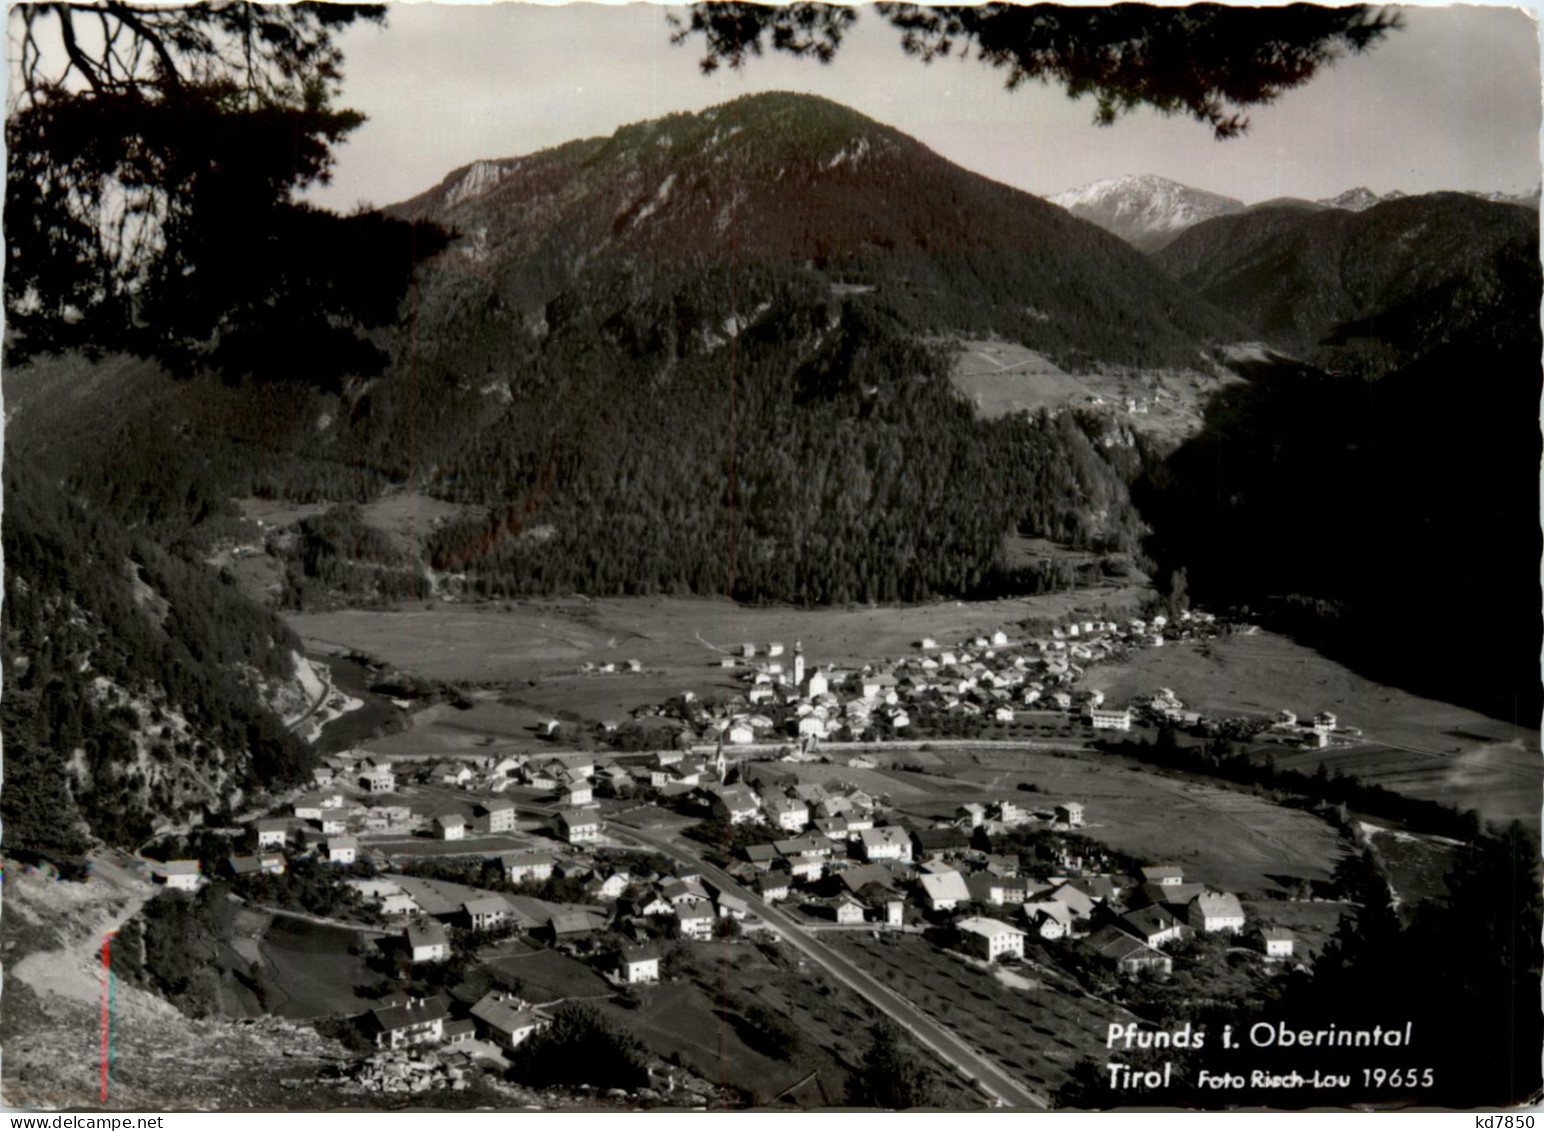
[308,2,1542,211]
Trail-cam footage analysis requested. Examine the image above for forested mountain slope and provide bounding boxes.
[2,453,319,863]
[1154,193,1539,376]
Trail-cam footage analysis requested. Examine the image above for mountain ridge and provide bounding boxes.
[386,92,1246,370]
[1047,173,1541,250]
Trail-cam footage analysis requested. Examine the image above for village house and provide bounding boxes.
[560,780,595,807]
[360,764,396,793]
[767,797,810,833]
[464,896,510,932]
[1189,892,1246,934]
[1263,927,1296,958]
[677,905,716,940]
[911,827,971,862]
[545,753,596,781]
[1087,706,1132,730]
[1087,926,1174,976]
[320,813,348,836]
[858,826,913,863]
[490,755,525,779]
[470,992,546,1051]
[1063,875,1120,904]
[996,799,1029,825]
[434,763,474,787]
[755,874,791,903]
[223,855,264,879]
[957,917,1026,962]
[1047,882,1097,919]
[548,910,605,942]
[712,786,762,825]
[471,799,517,835]
[637,893,675,918]
[503,852,554,885]
[370,996,449,1049]
[716,893,750,921]
[406,921,450,964]
[661,878,711,908]
[814,816,850,841]
[671,760,706,786]
[292,794,329,821]
[555,807,602,844]
[1120,905,1188,948]
[1054,802,1086,828]
[255,818,289,849]
[956,803,988,828]
[835,898,867,926]
[434,813,466,841]
[325,836,357,865]
[593,870,631,901]
[1025,901,1075,939]
[982,853,1019,878]
[965,872,1027,907]
[350,878,418,916]
[1141,864,1185,887]
[156,860,203,892]
[919,869,971,912]
[618,946,661,985]
[258,853,287,875]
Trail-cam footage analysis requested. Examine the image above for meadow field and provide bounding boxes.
[1081,630,1540,830]
[887,747,1348,897]
[288,588,1150,733]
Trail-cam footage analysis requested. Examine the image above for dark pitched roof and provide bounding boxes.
[372,996,449,1032]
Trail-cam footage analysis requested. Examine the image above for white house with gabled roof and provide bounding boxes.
[858,826,912,863]
[1189,891,1246,934]
[957,917,1026,961]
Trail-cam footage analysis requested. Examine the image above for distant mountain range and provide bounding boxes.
[1049,174,1540,251]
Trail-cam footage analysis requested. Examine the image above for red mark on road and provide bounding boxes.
[100,932,114,1102]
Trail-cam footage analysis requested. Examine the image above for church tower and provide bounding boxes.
[793,641,805,688]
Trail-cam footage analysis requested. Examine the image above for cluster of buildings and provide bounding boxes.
[1267,708,1356,750]
[702,782,1295,980]
[171,605,1314,1075]
[682,612,1224,749]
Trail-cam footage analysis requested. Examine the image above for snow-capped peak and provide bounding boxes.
[1046,174,1246,252]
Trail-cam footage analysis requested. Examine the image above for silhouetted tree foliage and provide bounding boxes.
[670,3,1401,137]
[506,1002,651,1090]
[6,2,447,384]
[1137,339,1542,722]
[848,1020,946,1109]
